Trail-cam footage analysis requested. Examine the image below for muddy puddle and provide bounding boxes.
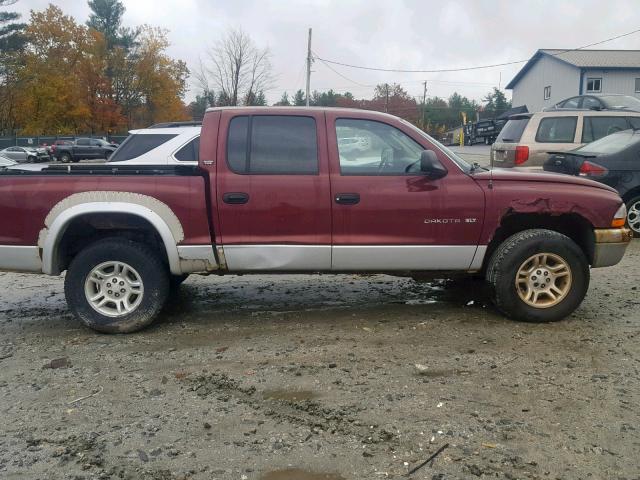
[261,468,346,480]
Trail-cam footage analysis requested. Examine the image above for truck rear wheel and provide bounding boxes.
[64,238,169,333]
[59,153,71,163]
[486,229,589,323]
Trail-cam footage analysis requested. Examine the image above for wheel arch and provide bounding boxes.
[40,192,185,275]
[484,212,595,270]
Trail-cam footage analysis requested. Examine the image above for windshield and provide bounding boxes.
[600,95,640,110]
[575,129,640,154]
[399,118,472,172]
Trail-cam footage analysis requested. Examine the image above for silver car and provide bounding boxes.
[0,146,50,163]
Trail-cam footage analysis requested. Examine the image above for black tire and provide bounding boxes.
[59,152,71,163]
[169,274,189,291]
[64,238,169,333]
[27,155,36,163]
[625,195,640,238]
[486,229,589,323]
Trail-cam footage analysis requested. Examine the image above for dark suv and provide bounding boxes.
[55,138,118,163]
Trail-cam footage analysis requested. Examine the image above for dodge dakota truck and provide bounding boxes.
[0,107,632,333]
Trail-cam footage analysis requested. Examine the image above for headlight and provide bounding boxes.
[612,203,627,227]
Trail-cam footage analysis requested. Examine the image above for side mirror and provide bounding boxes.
[420,150,447,180]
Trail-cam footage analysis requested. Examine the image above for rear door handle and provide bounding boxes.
[222,192,249,205]
[335,193,360,205]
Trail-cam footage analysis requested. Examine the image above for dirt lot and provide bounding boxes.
[1,242,639,480]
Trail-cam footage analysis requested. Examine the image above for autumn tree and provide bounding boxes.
[370,83,419,122]
[197,28,272,106]
[0,0,26,134]
[130,26,189,126]
[15,6,99,134]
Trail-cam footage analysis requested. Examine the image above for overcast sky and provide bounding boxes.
[10,0,640,105]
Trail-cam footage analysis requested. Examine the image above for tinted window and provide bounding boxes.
[582,117,630,143]
[76,138,90,146]
[561,97,580,109]
[336,119,424,175]
[227,115,318,174]
[496,118,530,143]
[227,116,249,172]
[582,97,601,110]
[108,134,178,162]
[628,117,640,129]
[174,136,200,162]
[535,117,577,143]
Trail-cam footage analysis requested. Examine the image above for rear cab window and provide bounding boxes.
[496,117,530,143]
[226,115,318,174]
[109,134,178,162]
[535,117,577,143]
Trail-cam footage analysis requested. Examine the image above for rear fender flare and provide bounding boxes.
[39,191,185,275]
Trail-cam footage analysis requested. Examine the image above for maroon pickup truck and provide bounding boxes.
[0,107,632,333]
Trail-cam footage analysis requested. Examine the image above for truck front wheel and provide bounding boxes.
[64,238,169,333]
[486,229,589,323]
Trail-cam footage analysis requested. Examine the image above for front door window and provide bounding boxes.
[336,119,424,175]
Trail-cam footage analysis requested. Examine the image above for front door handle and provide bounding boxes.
[335,193,360,205]
[222,192,249,205]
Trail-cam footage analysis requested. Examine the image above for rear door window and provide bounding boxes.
[226,115,318,174]
[108,134,178,162]
[496,118,530,143]
[535,117,577,143]
[561,97,581,109]
[174,137,200,162]
[581,97,602,110]
[76,138,90,146]
[581,116,630,143]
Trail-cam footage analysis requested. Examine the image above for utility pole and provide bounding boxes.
[421,80,427,130]
[384,83,389,112]
[305,28,312,107]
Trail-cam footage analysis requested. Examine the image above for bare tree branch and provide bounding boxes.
[200,28,272,106]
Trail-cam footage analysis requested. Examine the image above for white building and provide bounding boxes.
[506,49,640,112]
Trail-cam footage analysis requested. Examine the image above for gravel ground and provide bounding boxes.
[1,241,639,480]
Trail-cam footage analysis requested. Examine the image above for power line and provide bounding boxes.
[314,56,374,87]
[313,27,640,73]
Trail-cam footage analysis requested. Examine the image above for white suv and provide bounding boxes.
[108,125,200,165]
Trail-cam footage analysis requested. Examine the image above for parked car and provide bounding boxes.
[0,107,631,333]
[544,94,640,112]
[54,138,118,163]
[0,145,50,163]
[543,129,640,236]
[491,110,640,168]
[108,126,200,165]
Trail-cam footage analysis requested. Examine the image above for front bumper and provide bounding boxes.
[592,228,633,268]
